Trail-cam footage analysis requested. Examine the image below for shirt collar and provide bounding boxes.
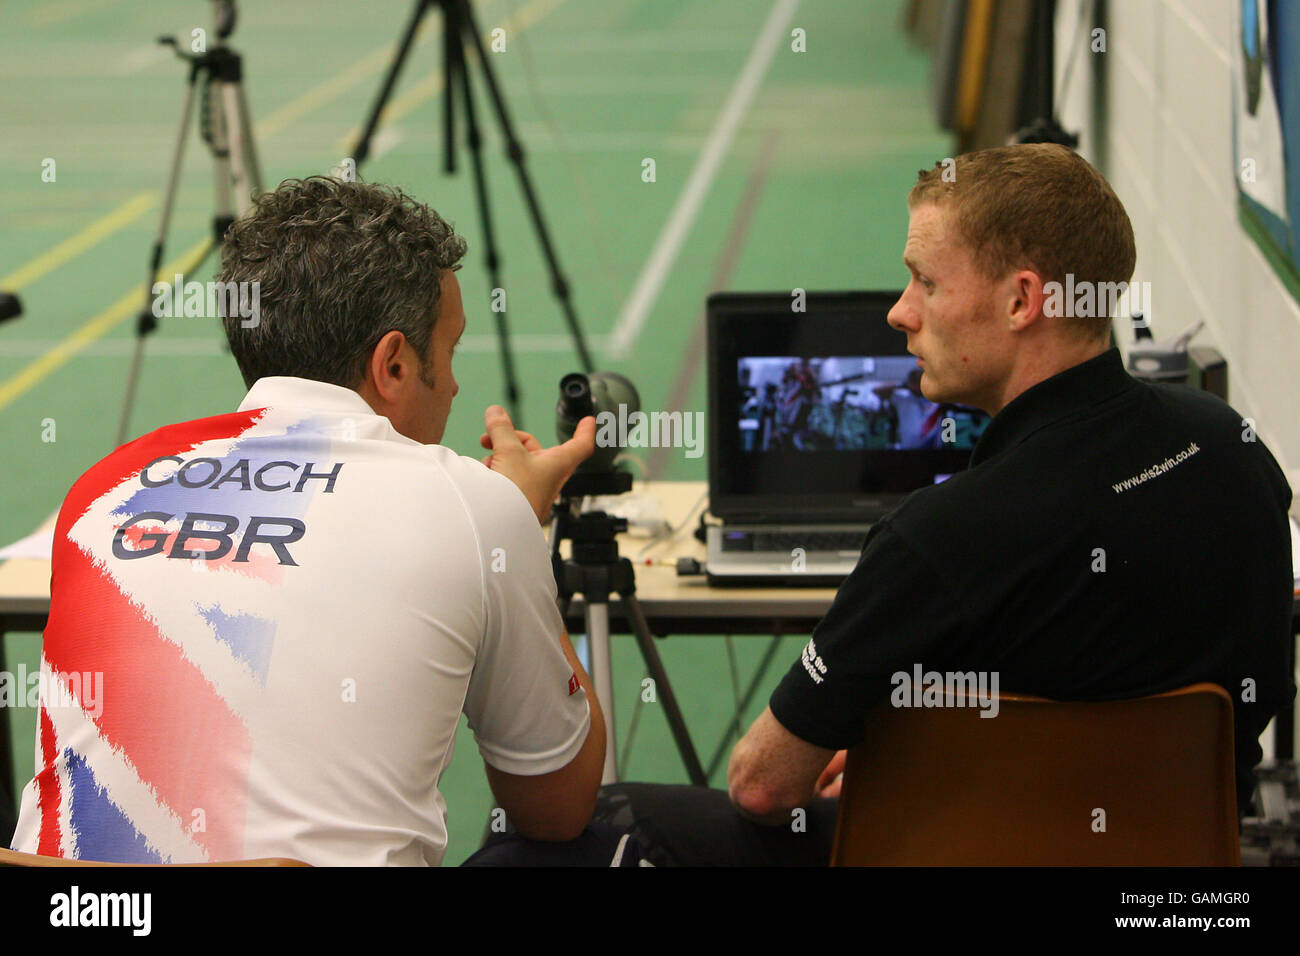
[970,348,1138,465]
[237,376,380,419]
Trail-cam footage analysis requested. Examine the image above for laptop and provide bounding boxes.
[704,290,990,586]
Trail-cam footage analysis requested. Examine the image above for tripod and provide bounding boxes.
[551,478,707,786]
[351,0,593,426]
[117,1,263,447]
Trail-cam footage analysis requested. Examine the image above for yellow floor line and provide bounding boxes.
[0,0,562,414]
[0,192,155,291]
[0,238,210,414]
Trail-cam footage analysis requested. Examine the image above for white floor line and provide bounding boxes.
[607,0,801,359]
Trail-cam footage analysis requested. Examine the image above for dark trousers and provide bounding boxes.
[464,784,838,866]
[591,783,838,866]
[461,820,645,866]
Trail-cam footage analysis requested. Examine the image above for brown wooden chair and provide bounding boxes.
[0,848,309,867]
[831,682,1240,865]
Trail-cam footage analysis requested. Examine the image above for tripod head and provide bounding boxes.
[548,369,642,601]
[157,0,237,59]
[212,0,237,41]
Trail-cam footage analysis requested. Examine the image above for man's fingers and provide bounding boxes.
[482,426,540,453]
[817,749,847,790]
[558,416,597,467]
[484,405,524,455]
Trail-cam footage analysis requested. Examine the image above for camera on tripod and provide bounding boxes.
[547,368,706,785]
[554,370,639,499]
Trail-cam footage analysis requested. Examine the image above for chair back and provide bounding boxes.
[831,682,1239,865]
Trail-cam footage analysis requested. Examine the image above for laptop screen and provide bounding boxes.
[707,291,990,522]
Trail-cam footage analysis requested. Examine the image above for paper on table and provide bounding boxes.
[0,525,55,561]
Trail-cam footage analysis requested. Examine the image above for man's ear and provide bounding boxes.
[1007,269,1047,334]
[366,330,410,403]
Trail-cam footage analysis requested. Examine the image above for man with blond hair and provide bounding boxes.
[600,144,1294,865]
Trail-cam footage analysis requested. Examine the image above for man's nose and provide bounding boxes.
[887,293,915,332]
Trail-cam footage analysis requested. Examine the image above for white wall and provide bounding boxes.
[1055,0,1300,495]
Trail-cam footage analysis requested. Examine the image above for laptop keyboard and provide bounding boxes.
[720,529,867,553]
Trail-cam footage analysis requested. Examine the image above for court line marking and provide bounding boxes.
[607,0,800,359]
[644,127,782,479]
[0,239,210,414]
[29,0,129,28]
[0,0,576,414]
[0,192,154,291]
[0,3,452,297]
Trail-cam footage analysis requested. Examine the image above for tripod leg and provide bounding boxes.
[354,0,430,168]
[584,601,618,784]
[454,0,593,373]
[117,65,202,448]
[207,79,237,236]
[450,22,522,422]
[619,591,708,786]
[219,81,256,216]
[155,68,201,268]
[443,0,458,175]
[232,80,264,200]
[704,631,786,781]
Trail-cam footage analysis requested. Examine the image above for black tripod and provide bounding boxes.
[551,476,707,786]
[351,0,593,426]
[118,1,263,446]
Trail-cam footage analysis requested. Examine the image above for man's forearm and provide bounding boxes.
[728,707,835,825]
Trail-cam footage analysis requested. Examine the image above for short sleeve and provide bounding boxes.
[459,470,590,776]
[769,519,969,749]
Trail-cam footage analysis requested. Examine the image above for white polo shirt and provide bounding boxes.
[12,376,590,866]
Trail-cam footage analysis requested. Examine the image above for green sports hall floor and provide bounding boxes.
[0,0,947,864]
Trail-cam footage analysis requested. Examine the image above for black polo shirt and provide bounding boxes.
[770,348,1295,810]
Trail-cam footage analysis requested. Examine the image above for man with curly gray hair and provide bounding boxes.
[12,177,612,867]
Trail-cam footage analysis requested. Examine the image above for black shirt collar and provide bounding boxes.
[971,348,1137,465]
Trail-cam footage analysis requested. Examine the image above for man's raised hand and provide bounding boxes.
[480,405,597,523]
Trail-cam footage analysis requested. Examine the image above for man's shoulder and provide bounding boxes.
[417,446,535,516]
[860,477,992,590]
[878,376,1292,569]
[880,467,996,539]
[1143,379,1246,430]
[1141,381,1290,491]
[59,409,269,521]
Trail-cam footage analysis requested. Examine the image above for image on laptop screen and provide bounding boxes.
[737,355,988,453]
[707,291,991,521]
